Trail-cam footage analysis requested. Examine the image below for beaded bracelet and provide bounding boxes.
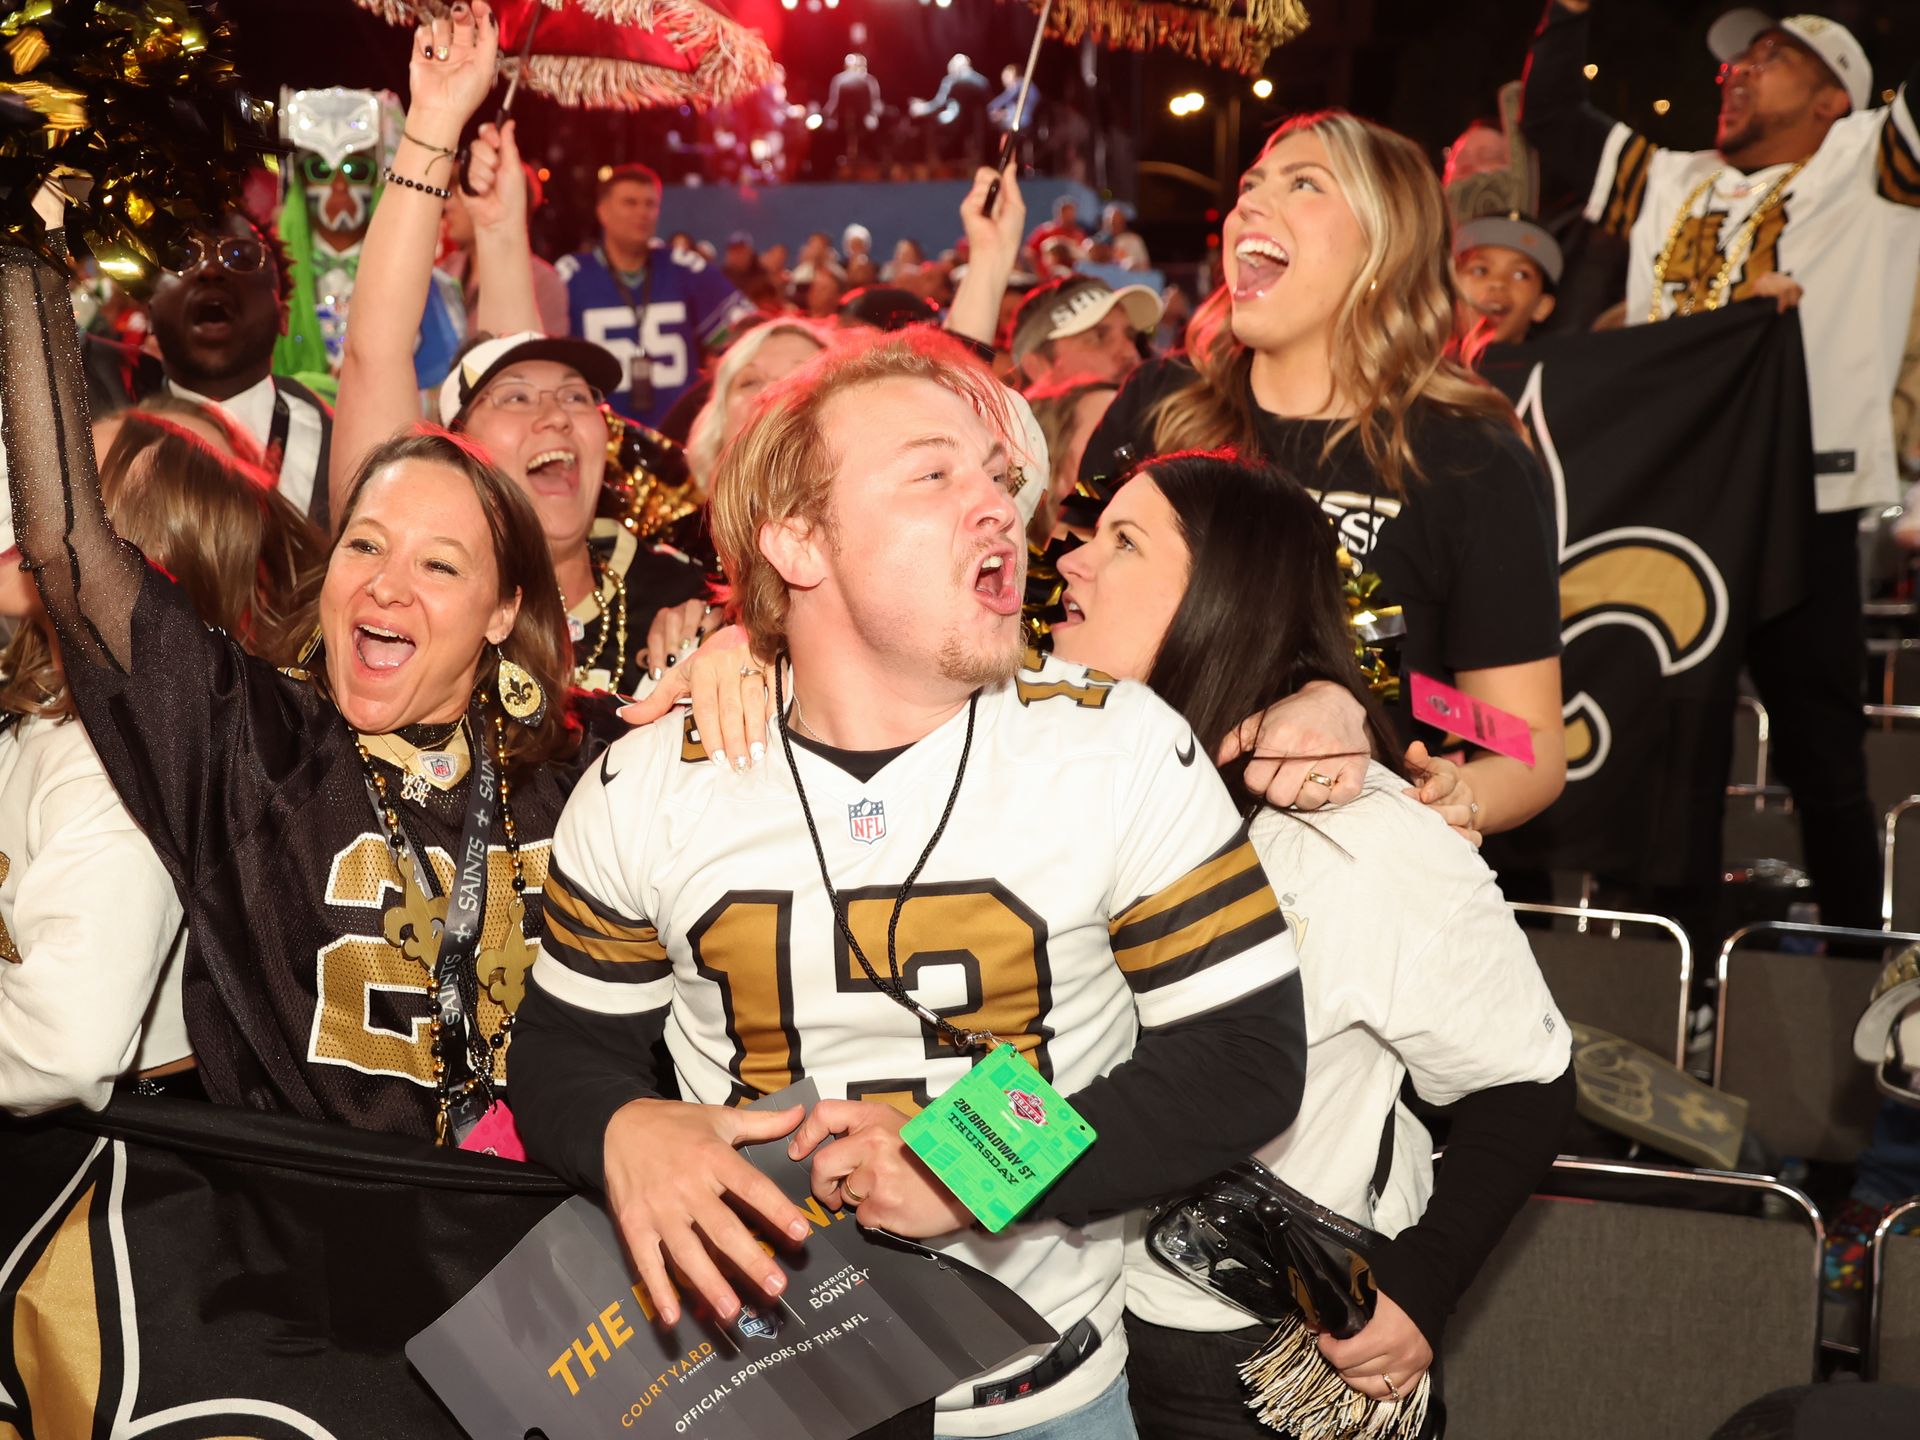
[382,166,451,202]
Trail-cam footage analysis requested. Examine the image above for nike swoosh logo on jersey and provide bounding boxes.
[1175,733,1197,767]
[599,746,620,788]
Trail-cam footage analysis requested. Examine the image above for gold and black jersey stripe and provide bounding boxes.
[1601,132,1656,237]
[1108,829,1285,996]
[680,710,709,763]
[1877,117,1920,209]
[542,862,670,984]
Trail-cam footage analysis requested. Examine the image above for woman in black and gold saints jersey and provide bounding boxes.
[0,163,599,1143]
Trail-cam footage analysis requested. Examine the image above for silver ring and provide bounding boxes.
[739,664,761,678]
[1383,1373,1399,1400]
[433,44,449,60]
[1469,802,1481,816]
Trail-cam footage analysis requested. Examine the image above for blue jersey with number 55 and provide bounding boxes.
[555,241,755,427]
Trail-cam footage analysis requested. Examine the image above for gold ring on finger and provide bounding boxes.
[1383,1373,1399,1400]
[843,1182,867,1206]
[1306,771,1336,789]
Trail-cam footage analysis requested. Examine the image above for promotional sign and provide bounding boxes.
[407,1082,1055,1440]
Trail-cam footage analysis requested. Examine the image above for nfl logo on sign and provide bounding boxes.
[848,798,886,845]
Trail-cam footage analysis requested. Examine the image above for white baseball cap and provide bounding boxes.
[437,331,624,427]
[1708,9,1871,113]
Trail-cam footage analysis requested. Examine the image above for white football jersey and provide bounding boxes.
[532,654,1299,1435]
[0,714,187,1115]
[1123,762,1570,1333]
[1587,79,1920,512]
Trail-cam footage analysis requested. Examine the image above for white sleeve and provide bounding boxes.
[0,759,184,1115]
[1379,872,1571,1107]
[529,721,678,1018]
[1105,686,1299,1029]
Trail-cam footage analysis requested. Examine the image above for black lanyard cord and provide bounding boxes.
[774,662,991,1055]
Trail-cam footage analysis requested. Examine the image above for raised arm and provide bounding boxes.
[1520,0,1637,214]
[329,1,499,522]
[947,165,1025,349]
[464,119,542,338]
[0,231,142,670]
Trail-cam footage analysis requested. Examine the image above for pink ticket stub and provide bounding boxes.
[1409,672,1536,768]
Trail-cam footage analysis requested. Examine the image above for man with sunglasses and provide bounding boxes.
[147,210,336,532]
[1521,3,1919,937]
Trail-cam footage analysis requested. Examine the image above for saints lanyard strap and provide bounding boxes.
[774,664,992,1055]
[358,698,500,1138]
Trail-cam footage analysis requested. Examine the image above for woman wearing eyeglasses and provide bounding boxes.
[330,6,710,696]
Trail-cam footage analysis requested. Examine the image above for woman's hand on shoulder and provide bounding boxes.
[1316,1288,1434,1405]
[618,619,773,773]
[1218,679,1369,811]
[1404,740,1483,848]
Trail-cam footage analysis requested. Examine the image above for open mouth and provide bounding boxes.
[971,549,1021,617]
[188,291,235,335]
[354,623,416,672]
[1233,235,1291,302]
[524,448,580,495]
[1054,591,1085,629]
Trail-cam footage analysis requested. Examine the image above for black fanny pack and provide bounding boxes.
[1147,1159,1430,1438]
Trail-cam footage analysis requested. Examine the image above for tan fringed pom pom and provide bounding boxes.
[1238,1314,1431,1439]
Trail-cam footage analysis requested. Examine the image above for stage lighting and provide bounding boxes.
[1652,98,1671,115]
[1583,63,1598,79]
[1251,77,1272,99]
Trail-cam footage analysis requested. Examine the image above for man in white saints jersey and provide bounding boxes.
[1524,3,1920,929]
[509,329,1308,1439]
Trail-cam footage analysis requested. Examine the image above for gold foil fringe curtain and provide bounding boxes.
[1016,0,1310,76]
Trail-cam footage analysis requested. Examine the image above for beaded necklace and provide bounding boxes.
[1647,161,1806,322]
[563,550,628,687]
[353,712,529,1142]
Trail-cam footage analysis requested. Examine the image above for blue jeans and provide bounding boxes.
[986,1375,1138,1440]
[1854,1097,1920,1209]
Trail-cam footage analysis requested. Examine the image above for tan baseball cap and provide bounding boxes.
[1010,276,1162,365]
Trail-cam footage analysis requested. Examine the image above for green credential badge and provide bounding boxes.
[901,1045,1096,1233]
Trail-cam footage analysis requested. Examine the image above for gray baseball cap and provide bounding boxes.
[1453,213,1565,286]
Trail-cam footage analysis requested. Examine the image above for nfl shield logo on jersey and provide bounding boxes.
[422,753,458,784]
[848,798,886,845]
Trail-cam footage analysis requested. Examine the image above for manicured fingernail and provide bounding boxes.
[649,667,661,681]
[712,749,729,770]
[734,755,748,772]
[749,742,765,765]
[789,1219,810,1240]
[665,654,677,668]
[765,1273,786,1295]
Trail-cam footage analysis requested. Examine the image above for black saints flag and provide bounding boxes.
[0,1097,568,1438]
[1478,303,1814,886]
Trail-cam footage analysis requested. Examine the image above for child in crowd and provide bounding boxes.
[1452,212,1562,358]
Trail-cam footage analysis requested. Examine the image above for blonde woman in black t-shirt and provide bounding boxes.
[1085,110,1567,833]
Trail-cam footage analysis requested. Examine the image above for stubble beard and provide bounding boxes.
[936,620,1025,689]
